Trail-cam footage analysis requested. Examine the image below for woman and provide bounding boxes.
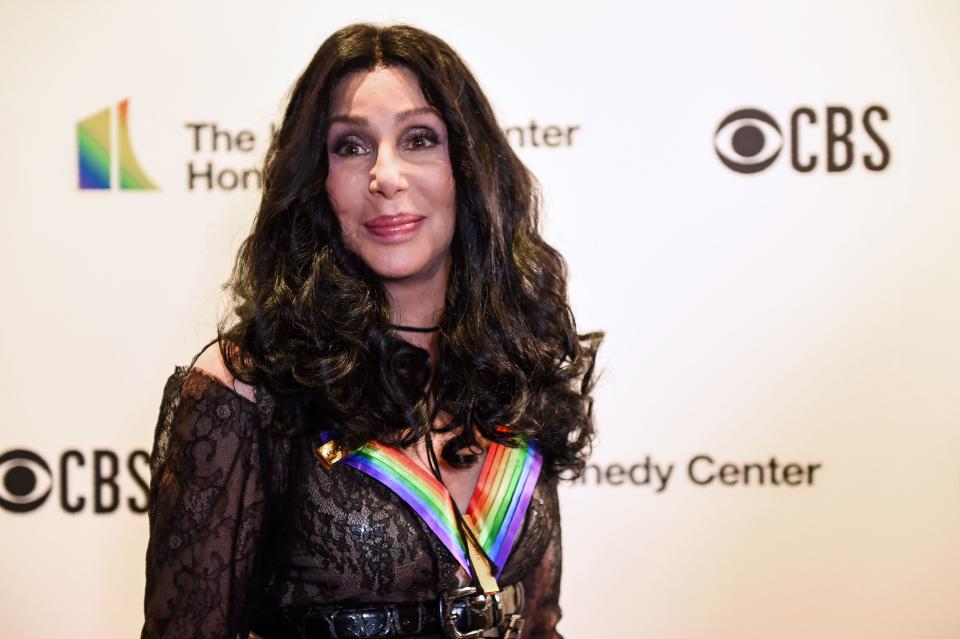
[142,23,601,639]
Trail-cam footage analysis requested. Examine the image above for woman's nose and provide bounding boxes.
[368,146,407,198]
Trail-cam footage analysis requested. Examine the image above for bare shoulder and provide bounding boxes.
[192,341,256,403]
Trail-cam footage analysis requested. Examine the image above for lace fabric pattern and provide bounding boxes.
[141,365,565,639]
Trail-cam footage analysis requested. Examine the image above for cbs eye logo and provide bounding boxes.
[714,109,783,174]
[714,105,890,174]
[0,449,52,513]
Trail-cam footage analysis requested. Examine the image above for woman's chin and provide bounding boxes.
[363,252,451,287]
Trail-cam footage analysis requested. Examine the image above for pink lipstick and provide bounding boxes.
[363,214,425,239]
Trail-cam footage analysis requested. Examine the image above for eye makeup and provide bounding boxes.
[329,125,444,158]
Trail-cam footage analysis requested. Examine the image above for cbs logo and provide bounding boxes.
[714,105,890,174]
[0,449,52,512]
[0,448,149,514]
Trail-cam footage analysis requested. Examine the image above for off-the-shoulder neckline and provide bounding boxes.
[183,364,258,408]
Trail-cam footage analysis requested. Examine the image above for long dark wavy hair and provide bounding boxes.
[217,23,602,478]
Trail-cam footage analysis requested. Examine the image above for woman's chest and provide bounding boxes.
[393,433,488,513]
[267,442,557,606]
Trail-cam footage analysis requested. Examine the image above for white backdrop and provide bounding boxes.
[1,1,959,637]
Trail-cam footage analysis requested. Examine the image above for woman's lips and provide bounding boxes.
[363,214,425,239]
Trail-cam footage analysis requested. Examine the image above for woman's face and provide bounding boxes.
[325,66,456,287]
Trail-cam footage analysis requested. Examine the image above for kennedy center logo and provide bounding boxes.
[77,98,157,190]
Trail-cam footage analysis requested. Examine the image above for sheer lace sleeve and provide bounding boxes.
[520,475,565,639]
[141,367,273,639]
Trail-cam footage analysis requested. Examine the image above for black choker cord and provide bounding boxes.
[389,323,442,333]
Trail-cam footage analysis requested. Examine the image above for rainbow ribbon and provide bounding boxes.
[322,432,543,577]
[464,440,543,573]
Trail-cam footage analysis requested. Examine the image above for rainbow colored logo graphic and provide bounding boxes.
[77,98,157,190]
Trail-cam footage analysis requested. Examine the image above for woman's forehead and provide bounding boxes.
[329,66,431,118]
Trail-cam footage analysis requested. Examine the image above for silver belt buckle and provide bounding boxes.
[440,586,488,639]
[440,584,525,639]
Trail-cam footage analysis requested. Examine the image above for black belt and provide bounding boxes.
[253,583,525,639]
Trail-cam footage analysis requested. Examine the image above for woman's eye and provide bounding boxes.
[331,136,369,157]
[403,128,439,150]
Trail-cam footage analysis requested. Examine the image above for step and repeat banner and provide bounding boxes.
[2,1,958,637]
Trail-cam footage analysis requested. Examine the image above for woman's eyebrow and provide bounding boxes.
[329,114,367,126]
[395,106,439,124]
[328,107,438,128]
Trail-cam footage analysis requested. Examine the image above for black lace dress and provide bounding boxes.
[141,364,565,639]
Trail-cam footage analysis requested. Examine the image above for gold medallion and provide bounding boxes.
[315,439,347,470]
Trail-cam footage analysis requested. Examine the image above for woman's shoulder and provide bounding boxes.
[156,340,278,440]
[190,340,256,403]
[152,341,286,471]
